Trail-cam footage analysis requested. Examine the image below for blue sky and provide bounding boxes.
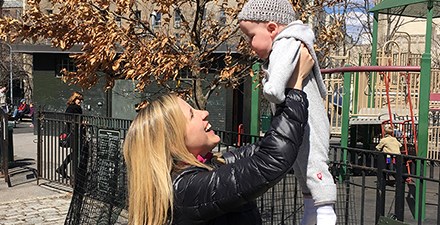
[325,0,376,44]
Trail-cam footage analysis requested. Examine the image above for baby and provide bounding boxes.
[238,0,337,224]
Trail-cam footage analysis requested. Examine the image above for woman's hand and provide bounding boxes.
[287,44,314,90]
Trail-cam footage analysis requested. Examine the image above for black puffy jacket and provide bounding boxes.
[171,89,308,225]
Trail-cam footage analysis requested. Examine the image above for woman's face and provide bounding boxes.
[177,98,220,157]
[75,98,83,106]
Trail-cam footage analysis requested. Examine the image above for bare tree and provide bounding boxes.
[1,0,344,109]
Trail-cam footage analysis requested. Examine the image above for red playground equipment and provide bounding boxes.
[380,68,417,183]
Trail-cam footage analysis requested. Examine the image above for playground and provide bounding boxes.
[2,1,440,225]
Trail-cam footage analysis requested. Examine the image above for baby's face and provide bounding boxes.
[239,21,276,59]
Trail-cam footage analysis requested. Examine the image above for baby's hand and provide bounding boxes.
[287,44,314,90]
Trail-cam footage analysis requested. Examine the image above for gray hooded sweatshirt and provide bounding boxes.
[262,20,336,205]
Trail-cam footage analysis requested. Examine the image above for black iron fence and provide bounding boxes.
[36,112,440,225]
[36,111,131,187]
[214,130,440,225]
[329,146,440,225]
[0,109,11,187]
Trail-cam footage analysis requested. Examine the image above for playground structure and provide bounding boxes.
[322,0,440,162]
[323,54,440,161]
[320,1,439,221]
[323,45,440,160]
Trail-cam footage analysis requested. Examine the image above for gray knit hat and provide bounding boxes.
[238,0,296,25]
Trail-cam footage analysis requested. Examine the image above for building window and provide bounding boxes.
[3,10,10,17]
[152,11,161,28]
[15,9,22,19]
[55,57,77,78]
[178,68,193,80]
[202,7,207,20]
[174,9,181,28]
[134,10,141,20]
[175,33,181,46]
[219,8,226,25]
[115,16,122,27]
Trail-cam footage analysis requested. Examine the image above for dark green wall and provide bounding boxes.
[32,53,232,130]
[111,80,146,120]
[33,53,108,116]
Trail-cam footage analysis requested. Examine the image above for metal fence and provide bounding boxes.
[329,146,440,225]
[0,109,11,187]
[214,130,358,225]
[36,112,440,225]
[215,130,440,225]
[36,111,131,187]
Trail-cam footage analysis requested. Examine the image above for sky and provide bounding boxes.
[326,0,376,44]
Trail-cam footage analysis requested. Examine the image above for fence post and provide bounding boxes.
[0,110,9,186]
[71,114,80,186]
[375,153,386,224]
[394,154,405,221]
[339,67,351,181]
[36,108,42,184]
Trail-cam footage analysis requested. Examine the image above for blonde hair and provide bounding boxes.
[123,94,210,225]
[384,124,394,136]
[67,91,83,105]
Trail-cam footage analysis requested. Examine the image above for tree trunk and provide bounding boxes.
[193,78,207,110]
[23,54,33,102]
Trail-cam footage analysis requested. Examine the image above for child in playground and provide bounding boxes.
[376,124,402,162]
[238,0,337,224]
[376,124,402,183]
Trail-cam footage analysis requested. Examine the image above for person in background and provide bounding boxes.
[237,0,337,224]
[56,91,84,178]
[376,124,402,158]
[0,86,7,113]
[376,124,402,182]
[123,47,313,225]
[29,103,35,128]
[12,99,30,122]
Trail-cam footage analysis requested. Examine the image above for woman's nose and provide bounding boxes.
[200,110,209,119]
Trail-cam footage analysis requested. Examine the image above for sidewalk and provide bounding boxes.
[0,121,72,225]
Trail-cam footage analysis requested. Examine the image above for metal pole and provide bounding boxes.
[339,66,351,182]
[250,62,260,136]
[8,44,12,104]
[368,12,379,108]
[1,42,13,104]
[415,1,433,220]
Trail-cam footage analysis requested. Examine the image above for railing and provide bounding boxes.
[322,66,422,137]
[36,111,131,187]
[36,110,440,224]
[321,65,440,160]
[0,109,11,186]
[215,130,439,225]
[214,130,362,225]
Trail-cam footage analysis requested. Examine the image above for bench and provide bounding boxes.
[21,107,34,122]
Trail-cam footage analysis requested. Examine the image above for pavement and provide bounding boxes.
[0,121,72,225]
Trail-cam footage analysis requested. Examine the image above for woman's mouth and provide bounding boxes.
[205,123,212,132]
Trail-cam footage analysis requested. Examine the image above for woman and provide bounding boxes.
[56,91,83,178]
[123,47,313,225]
[65,91,84,115]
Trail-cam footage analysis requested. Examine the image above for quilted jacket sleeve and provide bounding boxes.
[173,89,308,223]
[222,88,305,163]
